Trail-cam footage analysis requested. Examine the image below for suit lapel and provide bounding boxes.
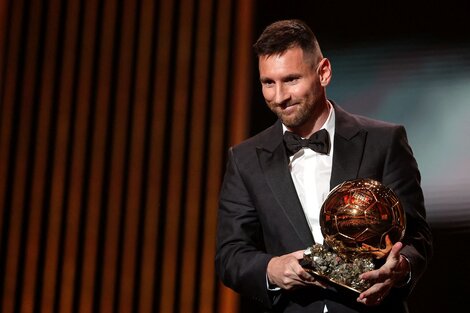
[330,103,367,189]
[256,121,314,247]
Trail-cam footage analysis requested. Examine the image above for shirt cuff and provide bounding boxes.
[266,274,281,291]
[395,254,412,288]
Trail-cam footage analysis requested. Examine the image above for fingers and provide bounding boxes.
[357,269,393,306]
[357,292,385,306]
[298,269,328,289]
[357,266,391,305]
[360,264,384,282]
[297,267,315,282]
[357,280,391,306]
[359,262,390,283]
[267,251,328,290]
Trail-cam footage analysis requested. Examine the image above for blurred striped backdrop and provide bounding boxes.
[0,0,254,312]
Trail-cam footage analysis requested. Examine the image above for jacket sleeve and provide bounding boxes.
[215,147,276,308]
[381,125,433,295]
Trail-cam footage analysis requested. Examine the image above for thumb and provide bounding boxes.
[292,250,306,260]
[388,241,403,260]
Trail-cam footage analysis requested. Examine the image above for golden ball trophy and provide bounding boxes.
[301,178,406,293]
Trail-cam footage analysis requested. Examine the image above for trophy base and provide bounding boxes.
[301,244,375,293]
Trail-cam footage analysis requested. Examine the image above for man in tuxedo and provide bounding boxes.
[215,19,432,312]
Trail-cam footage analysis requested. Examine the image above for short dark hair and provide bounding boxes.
[253,19,321,60]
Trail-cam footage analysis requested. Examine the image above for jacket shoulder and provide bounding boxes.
[231,120,282,154]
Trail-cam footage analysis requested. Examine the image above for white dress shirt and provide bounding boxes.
[283,103,335,244]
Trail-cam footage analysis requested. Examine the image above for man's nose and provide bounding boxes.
[274,85,290,104]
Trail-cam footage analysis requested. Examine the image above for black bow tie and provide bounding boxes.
[283,129,331,156]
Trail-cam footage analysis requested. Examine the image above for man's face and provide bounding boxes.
[259,46,326,130]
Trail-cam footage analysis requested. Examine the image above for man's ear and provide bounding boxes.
[317,58,332,87]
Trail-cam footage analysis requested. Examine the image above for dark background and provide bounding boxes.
[250,0,469,135]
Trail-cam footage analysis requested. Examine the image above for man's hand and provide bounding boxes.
[357,241,411,306]
[267,250,327,290]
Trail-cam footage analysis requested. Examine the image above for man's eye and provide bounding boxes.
[262,81,274,87]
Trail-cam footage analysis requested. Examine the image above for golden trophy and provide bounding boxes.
[301,178,406,293]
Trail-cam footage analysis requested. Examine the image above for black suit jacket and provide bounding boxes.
[215,103,433,313]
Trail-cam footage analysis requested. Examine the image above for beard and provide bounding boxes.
[269,100,317,129]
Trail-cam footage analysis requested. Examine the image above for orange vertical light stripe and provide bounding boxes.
[201,0,233,312]
[179,0,214,311]
[96,1,121,312]
[133,0,158,312]
[218,0,254,312]
[117,0,143,311]
[20,0,61,311]
[58,0,98,311]
[39,0,80,311]
[0,0,10,95]
[2,0,41,311]
[138,0,174,311]
[159,0,195,312]
[230,0,253,146]
[0,0,23,248]
[77,0,113,311]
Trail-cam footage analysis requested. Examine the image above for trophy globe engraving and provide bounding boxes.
[302,178,406,292]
